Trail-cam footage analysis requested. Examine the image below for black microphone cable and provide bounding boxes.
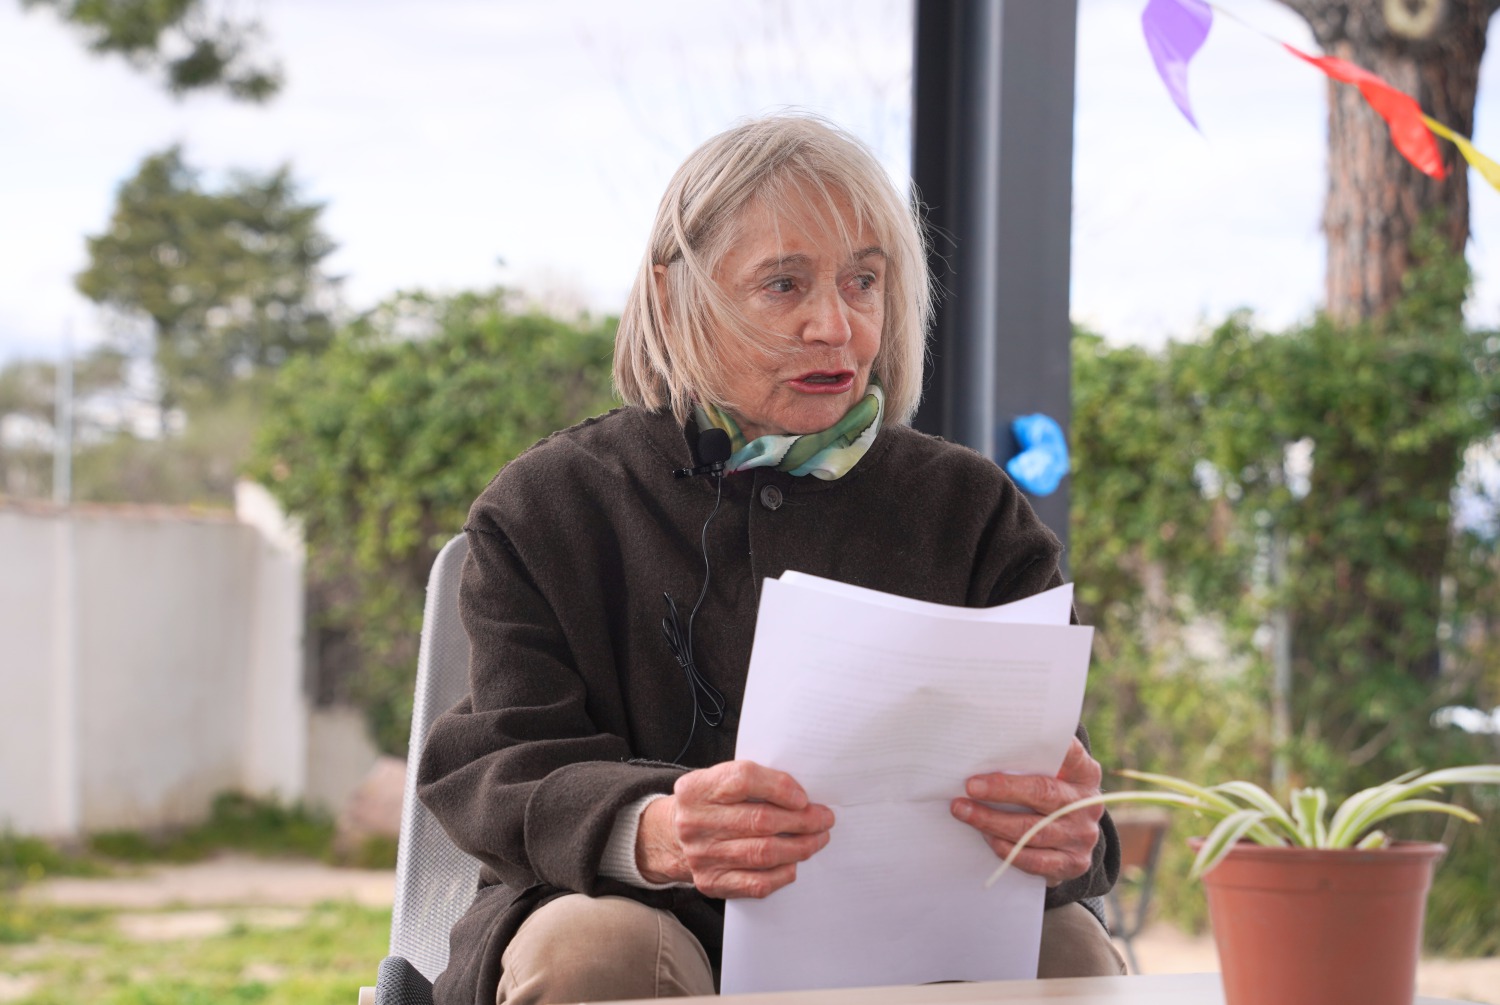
[663,464,728,764]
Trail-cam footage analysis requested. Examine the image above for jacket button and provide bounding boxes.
[759,485,784,510]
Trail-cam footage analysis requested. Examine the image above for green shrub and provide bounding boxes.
[88,793,335,864]
[250,289,618,755]
[0,832,110,887]
[1072,226,1500,951]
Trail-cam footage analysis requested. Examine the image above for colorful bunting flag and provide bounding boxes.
[1141,0,1214,130]
[1135,1,1500,195]
[1283,45,1445,180]
[1423,116,1500,192]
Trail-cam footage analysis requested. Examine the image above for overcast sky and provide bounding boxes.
[1,0,1497,367]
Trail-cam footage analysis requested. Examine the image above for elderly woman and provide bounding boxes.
[418,114,1122,1005]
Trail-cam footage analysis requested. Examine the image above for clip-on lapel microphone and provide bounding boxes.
[673,428,731,478]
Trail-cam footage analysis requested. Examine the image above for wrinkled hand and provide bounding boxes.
[950,737,1103,887]
[636,760,835,899]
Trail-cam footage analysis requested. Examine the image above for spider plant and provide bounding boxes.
[985,764,1500,887]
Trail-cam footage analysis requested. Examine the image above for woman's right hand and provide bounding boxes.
[636,760,835,899]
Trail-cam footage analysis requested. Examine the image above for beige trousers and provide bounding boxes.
[495,895,1126,1004]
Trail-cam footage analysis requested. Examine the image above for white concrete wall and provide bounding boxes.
[236,481,309,804]
[0,509,62,834]
[73,510,254,831]
[305,705,383,815]
[0,489,321,837]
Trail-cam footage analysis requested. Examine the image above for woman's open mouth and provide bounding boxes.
[789,370,855,393]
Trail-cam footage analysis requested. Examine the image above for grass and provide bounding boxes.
[0,899,390,1005]
[0,902,113,946]
[1,790,398,1003]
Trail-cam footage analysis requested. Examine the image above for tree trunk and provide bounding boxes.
[1265,2,1496,781]
[1281,0,1495,323]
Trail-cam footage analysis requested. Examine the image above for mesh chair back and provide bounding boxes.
[389,533,481,982]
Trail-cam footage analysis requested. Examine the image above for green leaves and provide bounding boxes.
[22,0,282,100]
[1069,229,1500,943]
[1326,766,1500,849]
[983,764,1500,888]
[983,790,1207,888]
[75,147,337,411]
[1060,224,1500,946]
[1192,809,1270,879]
[1291,787,1329,847]
[249,289,618,754]
[1212,781,1296,834]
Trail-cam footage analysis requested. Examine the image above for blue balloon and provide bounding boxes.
[1005,413,1070,497]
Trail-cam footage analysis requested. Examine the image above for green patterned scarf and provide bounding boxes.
[695,383,884,481]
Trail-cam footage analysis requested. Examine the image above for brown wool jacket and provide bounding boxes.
[417,406,1119,1005]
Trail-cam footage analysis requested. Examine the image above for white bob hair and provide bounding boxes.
[613,113,932,426]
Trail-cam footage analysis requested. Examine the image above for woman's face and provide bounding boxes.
[712,190,885,441]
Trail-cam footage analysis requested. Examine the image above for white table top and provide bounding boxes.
[609,972,1474,1005]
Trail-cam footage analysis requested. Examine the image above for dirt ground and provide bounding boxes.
[18,855,1500,1004]
[26,855,394,911]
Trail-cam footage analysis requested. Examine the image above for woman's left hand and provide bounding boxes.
[950,737,1103,887]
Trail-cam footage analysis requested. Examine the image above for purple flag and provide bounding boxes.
[1142,0,1214,130]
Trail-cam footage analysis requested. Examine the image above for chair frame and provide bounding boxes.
[363,534,478,1005]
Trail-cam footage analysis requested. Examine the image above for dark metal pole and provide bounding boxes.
[911,0,1078,557]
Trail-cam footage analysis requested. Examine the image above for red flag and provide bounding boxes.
[1284,44,1445,179]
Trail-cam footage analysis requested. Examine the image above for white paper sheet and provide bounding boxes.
[778,572,1074,626]
[720,574,1093,995]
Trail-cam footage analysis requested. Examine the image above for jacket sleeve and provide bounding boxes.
[976,484,1121,911]
[415,521,686,897]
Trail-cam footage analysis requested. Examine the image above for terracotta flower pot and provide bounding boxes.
[1192,840,1446,1005]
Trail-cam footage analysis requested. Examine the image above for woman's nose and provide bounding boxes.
[802,285,852,346]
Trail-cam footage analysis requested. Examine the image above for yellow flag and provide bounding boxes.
[1423,116,1500,193]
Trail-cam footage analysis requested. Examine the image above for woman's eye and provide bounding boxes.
[848,273,878,293]
[766,277,796,294]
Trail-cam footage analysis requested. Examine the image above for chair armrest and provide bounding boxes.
[375,954,435,1005]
